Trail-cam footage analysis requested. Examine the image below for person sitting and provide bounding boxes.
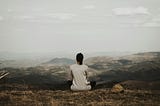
[67,53,96,91]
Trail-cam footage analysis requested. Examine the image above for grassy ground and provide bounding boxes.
[0,88,160,106]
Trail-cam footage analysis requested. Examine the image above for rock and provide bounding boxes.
[111,84,124,93]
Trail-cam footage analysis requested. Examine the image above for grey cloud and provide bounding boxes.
[0,0,160,53]
[138,14,160,27]
[13,15,35,20]
[10,13,76,23]
[142,22,160,27]
[112,7,150,16]
[83,5,96,9]
[44,13,76,20]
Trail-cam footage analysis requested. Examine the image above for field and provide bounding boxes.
[0,88,160,106]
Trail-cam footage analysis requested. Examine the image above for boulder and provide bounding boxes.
[111,84,124,93]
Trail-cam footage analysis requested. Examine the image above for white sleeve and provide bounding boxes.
[67,66,73,80]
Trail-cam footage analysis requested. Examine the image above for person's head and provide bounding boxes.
[76,53,84,65]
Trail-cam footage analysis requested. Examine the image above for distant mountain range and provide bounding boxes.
[0,52,160,90]
[43,58,75,66]
[85,52,160,69]
[85,52,160,82]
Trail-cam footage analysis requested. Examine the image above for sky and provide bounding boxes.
[0,0,160,54]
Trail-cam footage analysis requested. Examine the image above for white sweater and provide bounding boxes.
[68,64,91,91]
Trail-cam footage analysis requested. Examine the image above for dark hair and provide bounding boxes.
[76,53,84,65]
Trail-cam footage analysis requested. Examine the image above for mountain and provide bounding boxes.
[85,52,160,70]
[0,59,43,68]
[1,52,160,90]
[85,52,160,82]
[43,58,75,66]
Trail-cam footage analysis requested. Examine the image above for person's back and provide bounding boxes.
[70,64,91,91]
[67,53,95,91]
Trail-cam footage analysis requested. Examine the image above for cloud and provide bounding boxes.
[14,16,35,20]
[12,13,76,23]
[142,21,160,27]
[0,16,4,21]
[44,13,76,20]
[112,7,150,16]
[112,7,160,28]
[27,19,60,23]
[83,5,95,9]
[32,8,45,12]
[142,22,160,27]
[141,14,160,27]
[152,15,160,22]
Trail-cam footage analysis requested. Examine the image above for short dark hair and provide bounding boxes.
[76,53,84,65]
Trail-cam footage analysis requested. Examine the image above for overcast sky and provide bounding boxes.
[0,0,160,54]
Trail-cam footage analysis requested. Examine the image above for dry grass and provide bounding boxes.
[0,88,160,106]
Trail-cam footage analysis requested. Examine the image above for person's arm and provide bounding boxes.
[67,68,73,81]
[85,70,89,80]
[85,66,90,85]
[67,69,73,86]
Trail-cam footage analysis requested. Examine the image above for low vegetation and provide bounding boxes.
[0,88,160,106]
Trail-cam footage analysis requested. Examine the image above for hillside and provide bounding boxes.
[0,52,160,90]
[0,52,160,105]
[43,58,75,66]
[85,52,160,82]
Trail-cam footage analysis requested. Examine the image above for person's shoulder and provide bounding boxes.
[70,64,77,69]
[82,64,88,69]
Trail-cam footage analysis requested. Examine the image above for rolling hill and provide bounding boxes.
[0,52,160,90]
[42,58,75,66]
